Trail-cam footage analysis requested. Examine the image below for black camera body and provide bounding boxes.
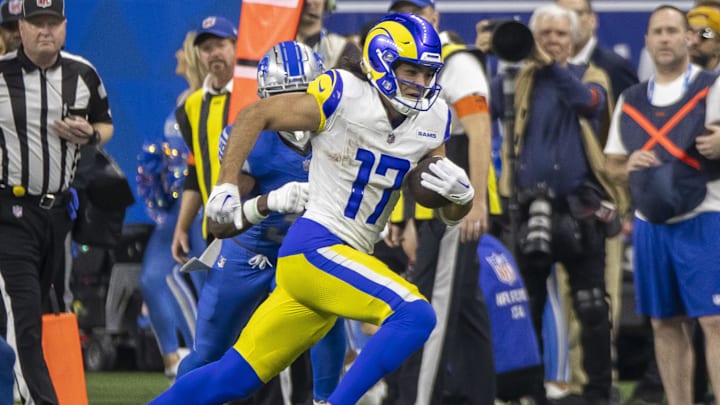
[517,182,616,266]
[517,184,554,264]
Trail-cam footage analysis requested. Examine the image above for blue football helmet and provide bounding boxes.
[257,40,325,99]
[361,13,444,115]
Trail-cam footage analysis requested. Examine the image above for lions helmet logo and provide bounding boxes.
[486,253,517,286]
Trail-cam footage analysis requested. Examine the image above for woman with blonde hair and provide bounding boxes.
[176,31,207,104]
[137,30,208,383]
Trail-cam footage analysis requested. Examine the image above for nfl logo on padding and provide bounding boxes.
[12,205,22,218]
[37,0,52,8]
[486,253,516,285]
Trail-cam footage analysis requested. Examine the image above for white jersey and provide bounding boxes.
[439,50,489,136]
[304,70,450,252]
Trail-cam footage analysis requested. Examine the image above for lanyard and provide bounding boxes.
[647,64,692,104]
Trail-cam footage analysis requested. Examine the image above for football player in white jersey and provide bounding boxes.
[150,13,475,405]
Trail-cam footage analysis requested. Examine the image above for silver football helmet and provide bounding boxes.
[257,40,325,99]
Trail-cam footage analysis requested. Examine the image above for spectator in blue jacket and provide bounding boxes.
[490,4,623,404]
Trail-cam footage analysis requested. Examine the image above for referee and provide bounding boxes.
[0,0,112,404]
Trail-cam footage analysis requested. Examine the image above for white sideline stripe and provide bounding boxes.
[415,225,460,405]
[336,1,694,13]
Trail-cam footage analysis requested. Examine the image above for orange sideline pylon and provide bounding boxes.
[228,0,305,124]
[42,312,88,405]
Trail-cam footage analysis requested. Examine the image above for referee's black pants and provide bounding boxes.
[393,219,496,405]
[0,195,71,405]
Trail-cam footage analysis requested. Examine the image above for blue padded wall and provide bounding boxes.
[64,1,240,224]
[63,0,670,223]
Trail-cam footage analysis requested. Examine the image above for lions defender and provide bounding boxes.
[151,14,475,405]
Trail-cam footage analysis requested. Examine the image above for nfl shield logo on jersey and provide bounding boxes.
[8,0,22,15]
[486,252,517,286]
[36,0,52,8]
[12,205,22,218]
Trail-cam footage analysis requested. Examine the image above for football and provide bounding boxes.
[406,156,451,208]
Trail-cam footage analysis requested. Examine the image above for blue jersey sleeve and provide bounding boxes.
[218,125,232,163]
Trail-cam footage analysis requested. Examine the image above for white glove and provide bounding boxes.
[206,183,243,229]
[267,181,309,214]
[420,157,474,205]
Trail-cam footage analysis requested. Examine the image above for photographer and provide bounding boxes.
[489,4,626,404]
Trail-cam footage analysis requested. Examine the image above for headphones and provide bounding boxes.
[325,0,336,13]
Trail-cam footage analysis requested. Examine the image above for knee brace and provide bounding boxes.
[573,288,609,326]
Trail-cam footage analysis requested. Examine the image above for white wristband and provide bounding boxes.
[242,196,269,225]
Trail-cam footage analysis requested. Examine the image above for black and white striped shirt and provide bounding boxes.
[0,47,112,195]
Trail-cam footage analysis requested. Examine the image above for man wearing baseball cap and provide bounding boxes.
[385,1,496,405]
[688,5,720,71]
[0,0,113,404]
[22,0,64,19]
[0,0,22,52]
[172,14,236,260]
[192,15,237,46]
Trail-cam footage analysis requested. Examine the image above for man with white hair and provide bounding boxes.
[490,4,624,404]
[556,0,638,101]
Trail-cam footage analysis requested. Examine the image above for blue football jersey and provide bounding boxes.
[219,125,311,259]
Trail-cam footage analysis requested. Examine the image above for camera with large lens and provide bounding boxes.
[518,184,554,263]
[487,20,535,62]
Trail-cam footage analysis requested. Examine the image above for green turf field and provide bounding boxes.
[86,372,168,404]
[77,371,638,405]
